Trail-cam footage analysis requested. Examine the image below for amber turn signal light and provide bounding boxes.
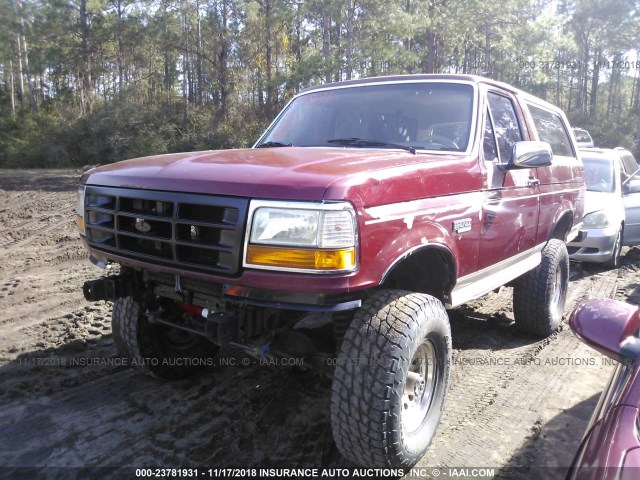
[246,245,356,271]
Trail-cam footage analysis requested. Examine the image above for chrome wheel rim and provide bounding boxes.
[401,340,437,435]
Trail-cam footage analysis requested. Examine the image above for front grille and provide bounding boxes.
[84,186,248,275]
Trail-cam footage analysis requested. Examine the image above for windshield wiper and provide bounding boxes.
[255,141,293,148]
[328,138,416,154]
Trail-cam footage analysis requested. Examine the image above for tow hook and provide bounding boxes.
[83,277,119,302]
[173,301,238,346]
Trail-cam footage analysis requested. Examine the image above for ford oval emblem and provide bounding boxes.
[134,218,152,234]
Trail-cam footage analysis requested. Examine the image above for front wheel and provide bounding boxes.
[330,290,451,468]
[513,239,569,337]
[112,297,218,380]
[603,226,623,270]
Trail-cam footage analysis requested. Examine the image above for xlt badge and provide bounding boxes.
[452,218,472,234]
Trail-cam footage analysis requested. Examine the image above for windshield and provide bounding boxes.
[574,130,592,143]
[583,156,615,193]
[258,82,475,152]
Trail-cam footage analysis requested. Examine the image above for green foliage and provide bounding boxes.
[0,96,264,168]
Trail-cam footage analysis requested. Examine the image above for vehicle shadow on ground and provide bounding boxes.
[623,284,640,305]
[570,247,640,307]
[495,393,601,480]
[570,246,640,280]
[570,259,623,281]
[448,304,539,352]
[616,246,640,305]
[0,170,80,192]
[449,246,640,354]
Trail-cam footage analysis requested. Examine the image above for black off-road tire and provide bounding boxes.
[330,290,452,468]
[603,226,623,270]
[112,297,218,380]
[513,239,569,337]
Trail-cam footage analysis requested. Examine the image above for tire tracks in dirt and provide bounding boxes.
[0,202,74,251]
[0,195,38,213]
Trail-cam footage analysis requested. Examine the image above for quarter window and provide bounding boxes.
[487,92,523,163]
[528,104,575,157]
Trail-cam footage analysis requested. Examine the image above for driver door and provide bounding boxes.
[478,91,540,270]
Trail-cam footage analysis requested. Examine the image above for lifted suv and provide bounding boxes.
[77,74,584,468]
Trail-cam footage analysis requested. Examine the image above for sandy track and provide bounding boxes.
[0,170,638,478]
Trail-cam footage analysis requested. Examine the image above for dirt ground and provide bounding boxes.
[1,169,639,479]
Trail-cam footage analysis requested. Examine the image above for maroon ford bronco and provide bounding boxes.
[77,74,584,468]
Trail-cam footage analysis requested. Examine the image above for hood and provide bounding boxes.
[584,190,624,217]
[82,147,477,205]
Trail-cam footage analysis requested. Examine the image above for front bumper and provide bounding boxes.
[82,253,363,313]
[567,227,618,263]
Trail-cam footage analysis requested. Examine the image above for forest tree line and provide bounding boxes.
[0,0,639,168]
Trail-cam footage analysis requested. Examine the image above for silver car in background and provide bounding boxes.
[568,148,640,268]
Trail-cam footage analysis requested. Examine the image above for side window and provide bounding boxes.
[487,92,523,163]
[621,153,639,177]
[528,104,575,157]
[483,110,499,162]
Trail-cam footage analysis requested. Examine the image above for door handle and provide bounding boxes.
[527,178,540,188]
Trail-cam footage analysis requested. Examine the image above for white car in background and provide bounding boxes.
[568,148,640,268]
[573,128,594,148]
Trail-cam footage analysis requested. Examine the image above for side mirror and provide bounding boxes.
[569,299,640,364]
[505,141,553,169]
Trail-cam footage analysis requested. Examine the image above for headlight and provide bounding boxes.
[76,186,86,235]
[244,201,357,272]
[583,210,610,229]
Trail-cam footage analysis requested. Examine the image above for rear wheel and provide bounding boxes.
[112,297,218,379]
[330,290,451,468]
[513,239,569,337]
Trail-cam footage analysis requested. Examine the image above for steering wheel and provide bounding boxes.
[419,134,460,150]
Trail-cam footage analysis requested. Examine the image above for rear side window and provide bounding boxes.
[487,92,523,163]
[528,104,575,158]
